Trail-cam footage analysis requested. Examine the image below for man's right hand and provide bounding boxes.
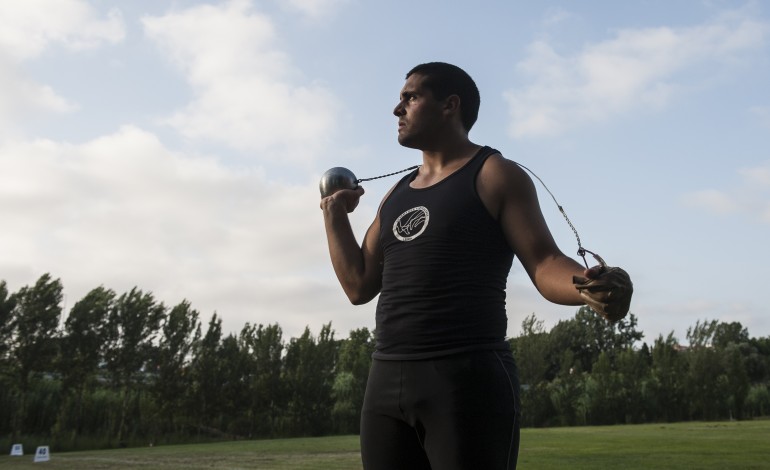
[320,186,365,214]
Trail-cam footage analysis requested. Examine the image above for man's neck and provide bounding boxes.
[409,139,481,188]
[420,138,480,170]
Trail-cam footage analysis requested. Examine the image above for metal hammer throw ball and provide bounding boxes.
[319,167,358,197]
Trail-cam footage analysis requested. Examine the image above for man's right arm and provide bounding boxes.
[320,187,383,305]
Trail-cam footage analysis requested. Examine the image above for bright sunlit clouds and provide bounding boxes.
[143,0,338,161]
[505,8,769,138]
[0,0,123,132]
[1,0,769,344]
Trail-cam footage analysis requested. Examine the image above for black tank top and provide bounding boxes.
[373,146,514,359]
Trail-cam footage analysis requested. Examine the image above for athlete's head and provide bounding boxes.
[405,62,480,132]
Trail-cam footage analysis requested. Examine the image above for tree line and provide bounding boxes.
[510,309,770,427]
[1,274,769,452]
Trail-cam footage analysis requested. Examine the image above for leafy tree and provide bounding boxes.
[686,319,718,348]
[584,347,651,425]
[684,320,751,420]
[240,323,285,437]
[0,281,17,435]
[722,343,749,420]
[511,314,557,427]
[331,372,358,433]
[512,314,550,386]
[547,349,585,426]
[0,280,16,372]
[639,342,652,367]
[585,351,620,424]
[548,307,643,375]
[650,333,687,422]
[0,281,14,435]
[103,287,165,442]
[7,274,63,438]
[685,336,723,420]
[332,327,375,433]
[55,286,115,437]
[151,300,200,435]
[713,321,749,349]
[745,383,770,418]
[187,313,224,433]
[615,347,653,423]
[219,333,253,436]
[283,323,338,436]
[746,336,770,383]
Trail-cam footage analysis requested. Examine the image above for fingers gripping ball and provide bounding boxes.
[573,267,633,323]
[319,167,358,198]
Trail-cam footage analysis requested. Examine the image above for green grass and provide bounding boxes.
[1,421,769,469]
[519,420,770,469]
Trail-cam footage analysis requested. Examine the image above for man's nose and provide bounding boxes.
[393,101,405,117]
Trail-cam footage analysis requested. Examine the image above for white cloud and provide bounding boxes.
[542,7,574,27]
[0,58,77,129]
[0,126,359,338]
[0,0,124,131]
[505,8,769,138]
[279,0,350,20]
[681,189,739,215]
[682,161,770,223]
[0,0,124,60]
[143,0,338,163]
[740,162,770,186]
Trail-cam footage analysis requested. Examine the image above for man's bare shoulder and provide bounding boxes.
[477,152,537,219]
[479,152,535,192]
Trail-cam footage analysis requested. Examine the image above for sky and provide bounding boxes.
[1,0,768,346]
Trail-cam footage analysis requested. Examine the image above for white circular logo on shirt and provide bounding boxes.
[393,206,429,241]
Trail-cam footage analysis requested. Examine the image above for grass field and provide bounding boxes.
[1,420,769,469]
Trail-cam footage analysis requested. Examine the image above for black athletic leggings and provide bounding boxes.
[360,349,521,470]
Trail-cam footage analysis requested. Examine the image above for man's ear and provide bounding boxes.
[443,94,462,124]
[444,94,461,112]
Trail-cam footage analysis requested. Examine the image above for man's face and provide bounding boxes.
[393,73,445,149]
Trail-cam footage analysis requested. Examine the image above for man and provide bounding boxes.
[320,62,627,469]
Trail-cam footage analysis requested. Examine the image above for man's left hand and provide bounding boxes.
[573,266,633,322]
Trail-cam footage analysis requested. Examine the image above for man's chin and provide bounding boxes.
[397,135,420,149]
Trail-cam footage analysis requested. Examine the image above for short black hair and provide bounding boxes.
[406,62,480,131]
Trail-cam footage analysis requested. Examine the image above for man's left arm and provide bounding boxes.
[478,154,590,305]
[477,154,633,320]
